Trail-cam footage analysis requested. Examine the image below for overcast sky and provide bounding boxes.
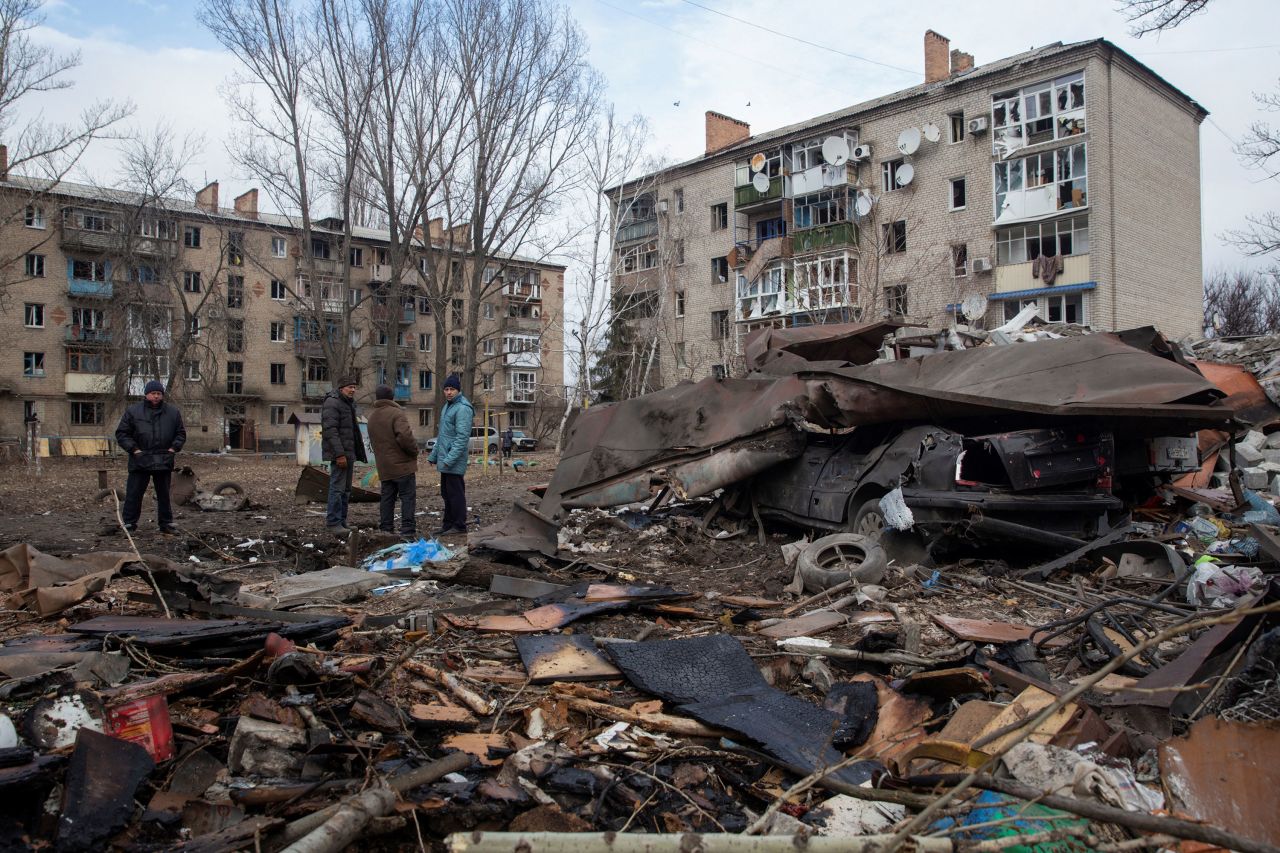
[20,0,1280,273]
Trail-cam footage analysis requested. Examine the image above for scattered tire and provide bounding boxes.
[796,532,888,594]
[488,443,498,455]
[209,481,245,496]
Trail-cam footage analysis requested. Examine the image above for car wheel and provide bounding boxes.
[488,443,498,455]
[850,497,887,537]
[796,533,888,594]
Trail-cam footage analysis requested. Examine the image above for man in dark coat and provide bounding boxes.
[502,426,514,460]
[367,384,419,536]
[114,379,186,533]
[321,376,368,536]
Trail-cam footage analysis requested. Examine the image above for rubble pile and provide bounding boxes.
[0,325,1277,852]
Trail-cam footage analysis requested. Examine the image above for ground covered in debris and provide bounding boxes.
[0,328,1278,853]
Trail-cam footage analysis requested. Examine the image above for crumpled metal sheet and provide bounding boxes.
[743,320,904,373]
[803,332,1229,432]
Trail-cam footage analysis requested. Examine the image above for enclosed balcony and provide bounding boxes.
[65,373,113,395]
[302,381,330,399]
[67,279,113,299]
[65,326,113,346]
[792,221,857,255]
[616,218,658,245]
[734,174,785,210]
[394,383,411,402]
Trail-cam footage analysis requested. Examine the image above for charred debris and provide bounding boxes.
[1,321,1279,852]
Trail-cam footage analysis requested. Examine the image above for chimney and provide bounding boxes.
[950,48,974,75]
[924,30,950,84]
[427,217,445,240]
[450,222,470,244]
[0,145,8,181]
[705,111,750,156]
[233,188,258,219]
[195,181,219,212]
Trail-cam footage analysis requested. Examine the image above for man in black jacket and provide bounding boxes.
[321,376,367,536]
[114,379,186,534]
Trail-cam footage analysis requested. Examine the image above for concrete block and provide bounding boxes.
[1215,453,1233,473]
[1241,466,1269,490]
[1272,475,1280,496]
[1267,431,1280,450]
[1241,430,1268,451]
[1264,448,1280,465]
[1260,461,1280,474]
[1235,442,1265,466]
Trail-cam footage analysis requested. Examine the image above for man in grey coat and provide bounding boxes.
[321,376,368,536]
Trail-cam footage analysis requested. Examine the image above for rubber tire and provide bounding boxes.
[796,532,888,594]
[850,497,888,538]
[210,481,245,496]
[488,443,498,455]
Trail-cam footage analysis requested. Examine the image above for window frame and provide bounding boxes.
[24,205,45,229]
[948,111,965,144]
[24,253,45,278]
[271,236,287,258]
[949,177,967,211]
[70,401,104,426]
[952,244,969,278]
[881,220,907,254]
[881,158,905,193]
[270,279,287,301]
[183,225,201,248]
[23,351,45,377]
[270,363,287,385]
[23,303,44,328]
[710,203,728,231]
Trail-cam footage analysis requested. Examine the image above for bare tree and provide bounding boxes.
[440,0,600,404]
[200,0,362,383]
[1115,0,1213,36]
[1203,266,1280,336]
[0,0,132,304]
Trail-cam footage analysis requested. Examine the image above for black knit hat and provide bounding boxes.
[375,385,394,400]
[336,376,358,389]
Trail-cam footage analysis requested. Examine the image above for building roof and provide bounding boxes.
[2,174,566,270]
[610,37,1206,194]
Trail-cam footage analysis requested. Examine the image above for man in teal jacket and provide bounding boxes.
[427,374,474,535]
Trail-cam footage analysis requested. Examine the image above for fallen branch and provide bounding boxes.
[445,832,954,852]
[404,661,497,716]
[782,643,971,669]
[111,488,171,619]
[280,786,395,853]
[554,693,727,739]
[782,578,857,616]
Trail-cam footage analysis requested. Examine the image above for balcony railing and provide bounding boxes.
[68,279,113,299]
[505,350,540,368]
[792,221,858,254]
[394,383,411,401]
[506,386,536,404]
[65,373,113,395]
[302,381,329,398]
[734,174,785,208]
[294,339,327,358]
[616,218,658,244]
[65,326,112,345]
[505,283,542,302]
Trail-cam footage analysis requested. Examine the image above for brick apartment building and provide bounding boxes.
[608,32,1207,386]
[0,175,564,453]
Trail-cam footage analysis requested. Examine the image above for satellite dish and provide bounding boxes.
[821,136,849,166]
[922,122,941,143]
[752,171,770,192]
[853,192,874,217]
[750,152,767,172]
[897,127,921,155]
[895,162,914,187]
[961,293,987,320]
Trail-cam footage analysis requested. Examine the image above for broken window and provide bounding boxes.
[674,239,685,265]
[73,259,108,281]
[674,188,684,213]
[226,275,244,308]
[881,159,906,192]
[270,363,286,385]
[992,70,1085,154]
[227,231,244,266]
[71,401,104,425]
[994,143,1086,222]
[226,361,244,394]
[227,319,244,353]
[791,138,824,172]
[183,271,201,293]
[68,349,111,373]
[675,290,685,317]
[711,310,730,340]
[712,256,729,283]
[794,190,847,229]
[885,284,908,317]
[734,150,781,185]
[270,405,286,425]
[712,364,726,380]
[794,251,857,311]
[711,203,728,231]
[996,215,1089,265]
[675,343,686,369]
[949,177,967,210]
[737,261,785,320]
[881,220,907,254]
[952,244,968,278]
[618,241,659,274]
[949,111,965,143]
[451,299,464,326]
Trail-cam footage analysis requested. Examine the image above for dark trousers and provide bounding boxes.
[123,469,173,528]
[380,473,417,535]
[440,472,467,531]
[326,463,353,528]
[502,445,512,459]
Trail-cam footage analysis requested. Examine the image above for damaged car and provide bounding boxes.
[747,424,1195,552]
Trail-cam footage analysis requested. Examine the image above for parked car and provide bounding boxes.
[423,426,500,455]
[510,430,539,452]
[749,424,1152,551]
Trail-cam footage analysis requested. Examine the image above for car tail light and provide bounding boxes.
[1096,474,1113,491]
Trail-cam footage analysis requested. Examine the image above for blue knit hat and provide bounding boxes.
[444,374,461,391]
[144,380,165,394]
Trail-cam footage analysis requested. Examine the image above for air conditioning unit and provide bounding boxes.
[850,144,872,162]
[970,256,993,274]
[657,199,669,214]
[968,116,989,134]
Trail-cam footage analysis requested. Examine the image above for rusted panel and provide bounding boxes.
[659,428,805,499]
[515,634,621,683]
[933,614,1069,648]
[560,472,654,509]
[743,320,905,372]
[1159,717,1280,846]
[1195,360,1280,428]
